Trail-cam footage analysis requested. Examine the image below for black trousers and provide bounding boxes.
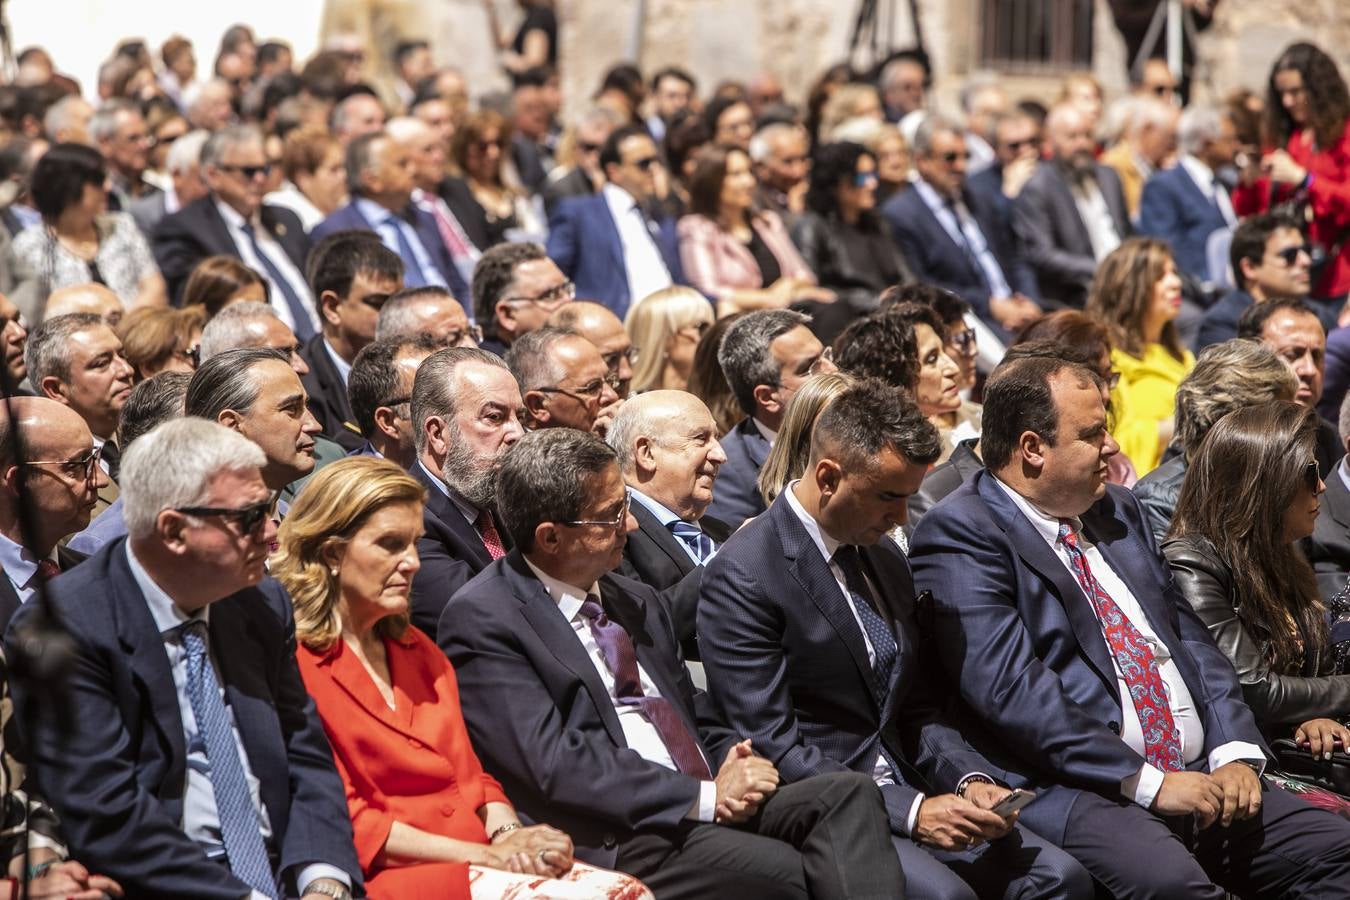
[615,770,905,900]
[892,822,1094,900]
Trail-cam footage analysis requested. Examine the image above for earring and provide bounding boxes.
[330,567,339,577]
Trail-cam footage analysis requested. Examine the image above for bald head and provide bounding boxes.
[0,396,105,552]
[46,284,125,327]
[549,301,634,398]
[607,389,726,521]
[1046,103,1096,175]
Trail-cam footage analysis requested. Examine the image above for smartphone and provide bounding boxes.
[990,789,1037,817]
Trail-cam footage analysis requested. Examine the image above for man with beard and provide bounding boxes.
[407,347,525,634]
[1013,103,1132,308]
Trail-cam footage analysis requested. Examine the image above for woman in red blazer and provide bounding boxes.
[1233,42,1350,300]
[274,457,652,900]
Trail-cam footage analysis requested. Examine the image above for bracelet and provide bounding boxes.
[489,822,523,842]
[25,861,55,881]
[955,775,995,799]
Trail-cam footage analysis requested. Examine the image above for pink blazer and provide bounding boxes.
[677,211,816,306]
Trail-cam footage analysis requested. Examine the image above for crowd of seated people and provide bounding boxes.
[4,17,1350,900]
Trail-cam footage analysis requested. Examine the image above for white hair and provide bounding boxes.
[748,123,804,163]
[166,129,210,175]
[122,417,266,539]
[384,115,428,145]
[1177,106,1224,157]
[605,390,702,473]
[199,301,280,361]
[42,95,88,138]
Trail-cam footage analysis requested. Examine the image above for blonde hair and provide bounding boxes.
[625,287,716,394]
[757,371,855,505]
[819,83,882,141]
[272,457,426,650]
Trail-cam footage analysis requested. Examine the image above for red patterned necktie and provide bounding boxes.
[1057,519,1184,772]
[475,508,506,561]
[33,559,60,584]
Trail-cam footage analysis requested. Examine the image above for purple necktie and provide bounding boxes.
[578,597,712,779]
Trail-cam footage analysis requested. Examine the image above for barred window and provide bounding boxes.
[981,0,1095,71]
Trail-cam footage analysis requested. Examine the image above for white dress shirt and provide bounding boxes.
[522,557,717,821]
[125,542,348,897]
[993,478,1265,808]
[355,198,448,290]
[751,417,778,446]
[263,182,325,233]
[213,199,320,335]
[321,337,353,386]
[1178,154,1238,227]
[0,532,55,605]
[914,179,1013,298]
[1070,177,1123,262]
[601,183,674,306]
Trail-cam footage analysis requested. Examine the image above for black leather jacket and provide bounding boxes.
[1163,534,1350,735]
[1133,455,1185,544]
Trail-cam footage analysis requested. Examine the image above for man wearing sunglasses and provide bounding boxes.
[547,124,681,320]
[509,327,623,438]
[1197,212,1312,350]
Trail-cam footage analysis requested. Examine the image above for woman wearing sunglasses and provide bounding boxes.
[1166,401,1350,816]
[623,285,715,394]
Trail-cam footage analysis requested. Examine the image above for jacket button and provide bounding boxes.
[603,833,616,849]
[1108,721,1121,734]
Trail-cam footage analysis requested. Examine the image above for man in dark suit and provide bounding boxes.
[472,242,574,357]
[701,379,1092,899]
[548,125,682,320]
[910,355,1350,897]
[707,310,835,526]
[549,301,638,398]
[407,347,524,634]
[298,231,404,451]
[311,132,470,304]
[607,391,731,656]
[345,335,439,468]
[6,417,362,899]
[508,327,624,438]
[1307,398,1350,599]
[965,111,1040,239]
[0,397,103,630]
[439,427,905,898]
[1197,212,1311,350]
[883,115,1040,338]
[153,125,317,335]
[1013,105,1131,308]
[128,129,210,238]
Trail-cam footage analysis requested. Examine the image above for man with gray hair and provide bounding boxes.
[708,309,835,526]
[508,326,622,437]
[1100,97,1180,220]
[375,285,479,347]
[199,300,310,375]
[129,128,210,237]
[330,91,386,145]
[152,124,315,330]
[90,98,159,209]
[883,114,1041,337]
[408,346,524,634]
[42,94,94,145]
[1138,106,1240,282]
[7,416,363,899]
[750,122,810,222]
[386,115,479,295]
[185,78,235,132]
[608,390,731,657]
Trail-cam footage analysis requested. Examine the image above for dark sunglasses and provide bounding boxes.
[1150,84,1174,97]
[939,151,969,164]
[1001,138,1036,153]
[1274,244,1312,266]
[474,139,508,152]
[1304,460,1321,493]
[633,156,660,171]
[946,329,978,358]
[175,494,277,535]
[853,171,879,187]
[220,163,272,180]
[578,141,602,154]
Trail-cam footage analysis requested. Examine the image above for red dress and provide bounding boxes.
[297,627,512,900]
[1233,121,1350,297]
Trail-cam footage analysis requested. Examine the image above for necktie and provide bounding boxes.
[238,223,315,341]
[99,439,121,483]
[832,546,898,704]
[944,200,990,291]
[577,596,712,779]
[423,194,479,286]
[33,559,60,584]
[384,214,427,288]
[1056,520,1184,772]
[180,621,279,898]
[475,508,506,561]
[667,520,713,565]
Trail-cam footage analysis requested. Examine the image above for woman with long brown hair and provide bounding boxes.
[1166,401,1350,814]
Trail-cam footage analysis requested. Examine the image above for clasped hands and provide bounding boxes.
[1151,762,1263,829]
[485,823,575,878]
[714,739,780,824]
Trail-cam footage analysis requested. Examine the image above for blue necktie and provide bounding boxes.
[832,546,897,703]
[385,214,427,287]
[239,223,315,341]
[667,520,714,565]
[180,621,279,899]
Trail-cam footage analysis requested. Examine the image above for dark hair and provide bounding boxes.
[1001,338,1102,371]
[717,309,810,415]
[599,123,651,174]
[687,312,745,434]
[596,63,645,107]
[1236,297,1321,340]
[833,311,919,391]
[881,300,947,342]
[118,371,191,448]
[472,242,547,339]
[981,356,1102,471]
[30,142,106,221]
[1169,401,1327,675]
[1266,42,1350,151]
[306,229,404,301]
[880,283,970,325]
[687,144,751,220]
[183,256,267,318]
[806,141,873,218]
[1084,237,1184,361]
[810,377,940,471]
[394,40,429,66]
[343,130,386,195]
[1015,310,1113,365]
[805,62,856,144]
[495,427,618,551]
[513,66,554,90]
[663,111,711,179]
[185,347,289,421]
[348,335,439,438]
[257,41,290,69]
[1230,211,1305,291]
[651,66,696,94]
[703,96,748,137]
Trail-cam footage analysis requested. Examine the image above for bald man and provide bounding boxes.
[0,397,107,628]
[548,300,635,398]
[606,390,731,656]
[44,283,125,327]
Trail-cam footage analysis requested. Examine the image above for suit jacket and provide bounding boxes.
[540,166,597,218]
[0,544,86,634]
[1137,164,1230,282]
[907,437,982,527]
[908,472,1266,841]
[1100,142,1147,219]
[1306,458,1350,602]
[128,191,170,239]
[152,196,311,304]
[546,192,684,319]
[882,182,1038,327]
[616,500,731,657]
[438,552,738,868]
[705,417,772,526]
[437,177,495,252]
[409,462,511,637]
[4,538,362,899]
[1013,161,1131,308]
[699,494,1003,834]
[311,201,471,304]
[298,334,363,452]
[1195,288,1254,351]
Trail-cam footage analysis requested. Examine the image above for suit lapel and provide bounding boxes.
[739,418,773,469]
[595,196,628,270]
[415,463,491,568]
[630,501,697,576]
[916,193,982,282]
[1326,469,1350,532]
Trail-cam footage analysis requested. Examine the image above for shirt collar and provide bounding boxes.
[1179,154,1215,192]
[991,474,1080,546]
[522,556,597,623]
[213,196,254,229]
[417,460,479,524]
[125,541,209,636]
[782,479,841,562]
[356,197,400,226]
[913,177,956,213]
[0,532,48,591]
[1338,457,1350,495]
[601,182,638,211]
[321,337,353,385]
[627,487,682,527]
[751,417,778,445]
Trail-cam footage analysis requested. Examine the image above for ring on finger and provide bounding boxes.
[538,849,548,862]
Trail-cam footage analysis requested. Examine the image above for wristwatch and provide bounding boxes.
[955,774,996,799]
[306,881,352,900]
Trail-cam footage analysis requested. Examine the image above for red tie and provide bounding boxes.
[33,559,60,585]
[1057,520,1184,772]
[475,509,506,561]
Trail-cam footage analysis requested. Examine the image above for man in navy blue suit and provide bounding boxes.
[311,131,470,305]
[1137,106,1239,285]
[547,124,682,320]
[706,309,835,526]
[909,355,1350,898]
[1197,212,1311,350]
[6,417,362,900]
[700,379,1092,900]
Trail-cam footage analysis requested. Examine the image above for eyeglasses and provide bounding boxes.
[947,329,978,359]
[602,346,641,370]
[380,395,411,411]
[474,139,508,152]
[632,156,660,171]
[1150,84,1175,98]
[1272,244,1312,266]
[23,446,102,483]
[504,280,576,308]
[1304,459,1321,493]
[444,324,484,347]
[178,344,201,368]
[1000,138,1037,154]
[175,493,278,535]
[853,171,879,187]
[219,163,272,180]
[561,494,630,531]
[578,141,602,154]
[808,346,835,376]
[537,371,623,403]
[939,150,969,164]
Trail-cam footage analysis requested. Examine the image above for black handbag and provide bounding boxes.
[1270,737,1350,796]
